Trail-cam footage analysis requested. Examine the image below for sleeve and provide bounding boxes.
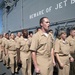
[50,34,55,49]
[52,39,55,50]
[0,39,2,44]
[69,54,72,58]
[30,34,39,51]
[1,41,5,47]
[5,41,9,49]
[54,39,60,53]
[15,39,21,49]
[66,38,70,45]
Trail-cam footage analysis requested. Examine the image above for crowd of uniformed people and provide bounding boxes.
[0,17,75,75]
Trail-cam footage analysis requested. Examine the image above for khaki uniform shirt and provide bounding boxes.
[15,36,20,43]
[55,39,70,56]
[0,38,2,51]
[66,36,75,53]
[1,38,9,53]
[18,37,31,58]
[30,30,53,57]
[1,37,6,48]
[5,39,19,55]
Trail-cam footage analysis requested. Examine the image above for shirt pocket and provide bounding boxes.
[60,44,70,55]
[70,41,75,52]
[20,41,30,52]
[38,39,47,50]
[70,41,74,46]
[9,43,16,51]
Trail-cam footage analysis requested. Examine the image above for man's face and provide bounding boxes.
[41,18,50,32]
[70,30,75,37]
[11,33,15,39]
[6,34,9,39]
[17,32,21,37]
[61,33,67,40]
[30,33,33,37]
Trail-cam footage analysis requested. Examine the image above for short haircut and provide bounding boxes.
[58,30,66,37]
[22,29,28,34]
[29,31,33,35]
[5,33,9,36]
[39,17,48,24]
[70,27,75,32]
[22,29,28,38]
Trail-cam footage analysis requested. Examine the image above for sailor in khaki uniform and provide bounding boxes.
[66,28,75,75]
[28,31,33,45]
[15,32,22,71]
[6,33,19,75]
[1,33,6,65]
[30,17,54,75]
[15,32,21,42]
[1,33,10,68]
[55,30,74,75]
[17,29,31,75]
[0,34,3,62]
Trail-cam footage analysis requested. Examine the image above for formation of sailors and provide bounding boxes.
[0,17,75,75]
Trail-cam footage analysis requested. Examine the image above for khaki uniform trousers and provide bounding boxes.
[2,51,6,64]
[5,54,9,67]
[70,53,75,75]
[37,55,53,75]
[20,52,31,75]
[2,50,9,67]
[58,56,70,75]
[9,53,17,73]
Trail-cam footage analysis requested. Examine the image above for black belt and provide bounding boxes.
[59,54,68,56]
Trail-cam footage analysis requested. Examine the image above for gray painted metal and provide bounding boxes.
[2,0,75,33]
